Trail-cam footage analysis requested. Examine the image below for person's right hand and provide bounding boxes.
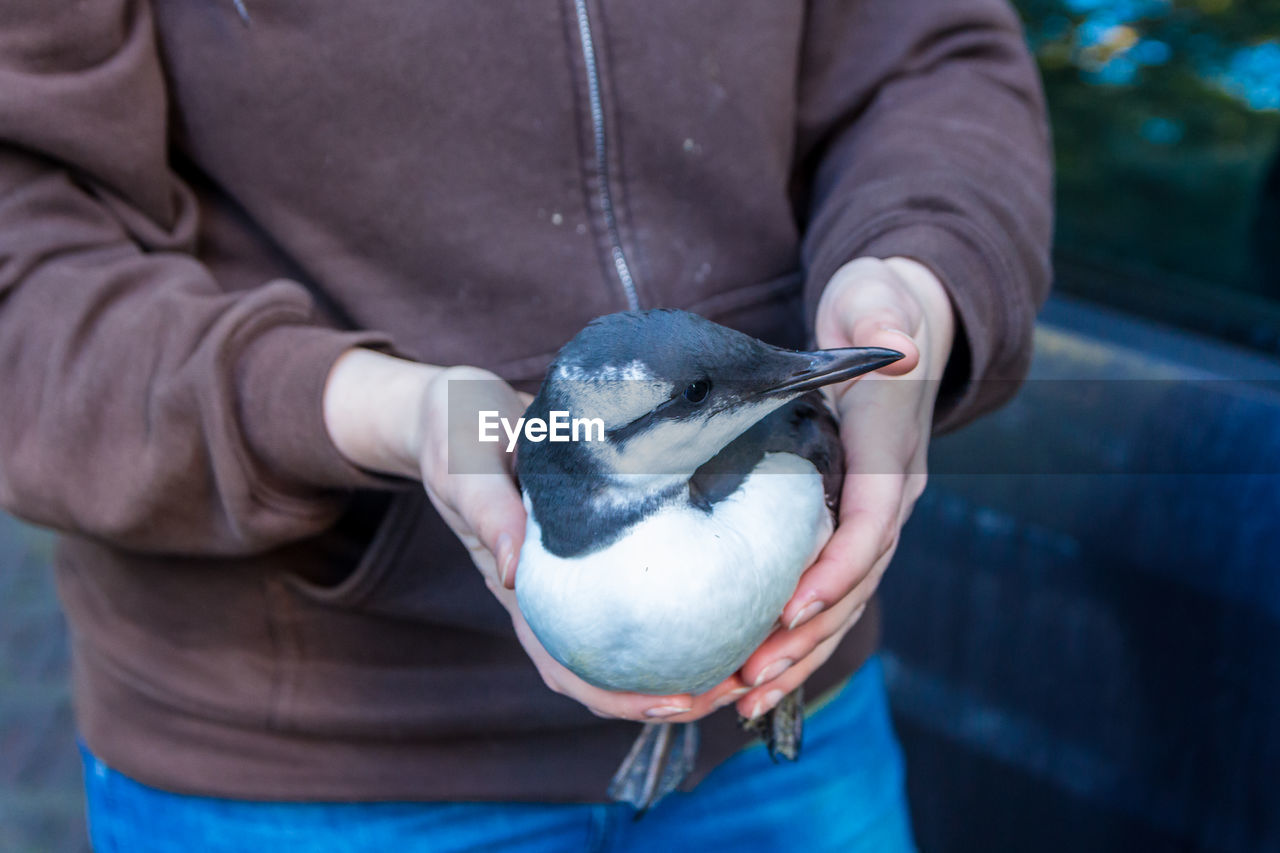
[323,349,744,722]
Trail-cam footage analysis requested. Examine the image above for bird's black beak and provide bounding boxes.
[755,346,905,398]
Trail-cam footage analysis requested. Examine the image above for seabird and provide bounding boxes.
[514,309,902,809]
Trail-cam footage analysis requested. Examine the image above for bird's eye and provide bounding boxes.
[682,380,710,404]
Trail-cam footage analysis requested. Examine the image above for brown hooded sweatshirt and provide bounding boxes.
[0,0,1051,800]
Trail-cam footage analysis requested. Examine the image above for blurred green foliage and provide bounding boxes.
[1013,0,1280,301]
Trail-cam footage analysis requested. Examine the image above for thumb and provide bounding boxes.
[816,267,923,376]
[447,466,527,590]
[846,316,920,377]
[428,370,529,587]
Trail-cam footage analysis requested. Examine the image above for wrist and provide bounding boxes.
[322,348,440,479]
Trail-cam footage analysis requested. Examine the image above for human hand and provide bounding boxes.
[733,256,955,719]
[322,352,527,583]
[323,350,744,722]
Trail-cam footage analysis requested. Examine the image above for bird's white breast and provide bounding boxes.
[516,452,833,695]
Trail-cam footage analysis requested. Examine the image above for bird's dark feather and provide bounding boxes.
[516,393,684,558]
[689,391,843,514]
[522,391,842,558]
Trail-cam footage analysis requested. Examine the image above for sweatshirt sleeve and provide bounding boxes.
[796,0,1054,432]
[0,0,394,555]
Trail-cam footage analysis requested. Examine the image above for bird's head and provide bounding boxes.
[519,310,902,488]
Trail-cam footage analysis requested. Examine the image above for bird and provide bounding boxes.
[513,309,903,810]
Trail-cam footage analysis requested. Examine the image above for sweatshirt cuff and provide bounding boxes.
[804,215,1034,433]
[234,318,400,497]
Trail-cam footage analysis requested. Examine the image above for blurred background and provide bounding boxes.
[2,0,1278,850]
[887,0,1280,850]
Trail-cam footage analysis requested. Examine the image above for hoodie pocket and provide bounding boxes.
[284,489,511,633]
[283,490,423,609]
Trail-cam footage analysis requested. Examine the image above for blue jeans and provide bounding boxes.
[81,657,915,852]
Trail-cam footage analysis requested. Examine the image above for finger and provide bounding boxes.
[743,537,894,695]
[540,665,700,723]
[423,472,526,590]
[613,673,750,724]
[735,617,858,720]
[437,398,527,578]
[424,373,530,583]
[739,591,871,688]
[779,468,904,629]
[815,263,923,351]
[449,473,526,586]
[707,677,752,713]
[846,317,920,376]
[559,669,747,724]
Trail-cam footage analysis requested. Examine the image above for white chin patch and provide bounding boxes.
[610,401,776,476]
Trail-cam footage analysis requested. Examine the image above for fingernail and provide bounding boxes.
[753,658,793,687]
[788,600,825,631]
[749,688,788,721]
[496,533,514,586]
[878,323,910,336]
[645,705,692,719]
[712,687,751,710]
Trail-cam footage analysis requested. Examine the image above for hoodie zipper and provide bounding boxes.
[572,0,641,311]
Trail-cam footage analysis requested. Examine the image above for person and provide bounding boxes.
[0,0,1051,849]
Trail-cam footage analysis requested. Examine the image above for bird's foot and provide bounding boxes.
[607,721,699,814]
[740,686,804,762]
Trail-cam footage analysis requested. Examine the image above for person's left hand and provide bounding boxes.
[733,256,955,719]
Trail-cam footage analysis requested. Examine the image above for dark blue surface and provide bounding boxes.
[882,295,1280,852]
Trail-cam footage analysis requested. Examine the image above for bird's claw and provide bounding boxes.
[739,686,804,762]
